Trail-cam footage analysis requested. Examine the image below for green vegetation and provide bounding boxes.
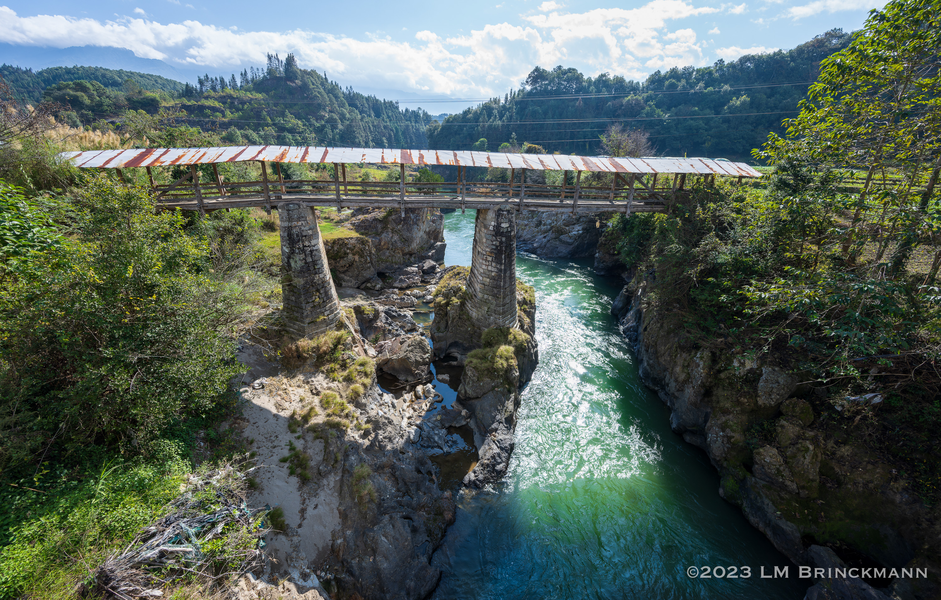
[0,177,244,465]
[0,128,275,595]
[351,463,377,508]
[321,391,352,417]
[0,64,184,104]
[466,326,531,388]
[428,30,851,160]
[605,0,940,501]
[280,440,313,482]
[281,329,349,370]
[267,506,287,532]
[433,266,471,308]
[0,452,189,598]
[4,52,430,149]
[319,220,361,240]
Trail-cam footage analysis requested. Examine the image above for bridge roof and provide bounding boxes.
[60,146,762,177]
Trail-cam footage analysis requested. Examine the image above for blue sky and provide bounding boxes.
[0,0,886,107]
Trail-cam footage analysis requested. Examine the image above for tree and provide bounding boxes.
[758,0,941,273]
[599,124,654,157]
[284,53,301,81]
[0,81,71,189]
[0,177,242,467]
[472,137,488,152]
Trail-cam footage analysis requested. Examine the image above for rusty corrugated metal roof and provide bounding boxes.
[59,146,763,177]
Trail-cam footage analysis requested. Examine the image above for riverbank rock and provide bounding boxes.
[323,235,377,288]
[346,208,445,272]
[594,221,627,276]
[515,210,607,258]
[427,267,538,487]
[617,281,941,595]
[375,334,432,383]
[233,307,462,600]
[803,545,893,600]
[349,302,421,344]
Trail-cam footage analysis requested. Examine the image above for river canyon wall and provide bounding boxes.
[510,207,941,599]
[235,208,538,600]
[612,282,941,600]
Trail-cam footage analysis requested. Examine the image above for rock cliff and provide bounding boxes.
[322,208,445,290]
[614,282,941,600]
[429,266,538,487]
[515,210,607,258]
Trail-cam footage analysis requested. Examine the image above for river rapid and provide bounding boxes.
[428,210,804,600]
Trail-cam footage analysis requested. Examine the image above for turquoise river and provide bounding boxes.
[427,210,805,600]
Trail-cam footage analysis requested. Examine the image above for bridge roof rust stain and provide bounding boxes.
[60,146,762,177]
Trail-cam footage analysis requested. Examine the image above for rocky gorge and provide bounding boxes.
[232,207,538,600]
[233,205,940,600]
[524,206,941,600]
[610,280,941,600]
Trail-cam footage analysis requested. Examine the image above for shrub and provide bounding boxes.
[267,506,287,532]
[0,177,242,470]
[321,391,351,417]
[351,464,377,507]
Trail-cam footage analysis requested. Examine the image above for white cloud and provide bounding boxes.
[538,1,564,10]
[708,26,720,33]
[133,8,146,16]
[725,2,748,13]
[786,0,885,18]
[0,1,726,96]
[715,44,776,60]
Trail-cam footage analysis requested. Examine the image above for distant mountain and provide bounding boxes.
[1,64,185,104]
[0,44,464,115]
[0,44,199,83]
[428,29,853,161]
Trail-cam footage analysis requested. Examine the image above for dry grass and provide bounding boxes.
[45,124,131,151]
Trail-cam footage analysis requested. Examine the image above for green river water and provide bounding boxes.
[428,210,805,600]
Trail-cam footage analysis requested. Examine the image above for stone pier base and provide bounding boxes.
[466,207,518,331]
[279,202,341,338]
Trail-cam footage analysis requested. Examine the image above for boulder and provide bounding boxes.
[610,285,632,320]
[782,398,815,426]
[753,445,799,494]
[775,418,802,447]
[757,366,798,407]
[351,303,420,344]
[421,241,447,264]
[323,235,377,288]
[803,545,893,600]
[346,208,445,272]
[375,334,432,383]
[784,439,821,498]
[515,210,608,258]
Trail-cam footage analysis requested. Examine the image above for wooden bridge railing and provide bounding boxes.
[147,168,707,214]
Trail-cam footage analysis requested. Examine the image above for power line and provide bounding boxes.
[399,81,818,103]
[173,109,798,127]
[185,79,816,107]
[428,110,800,126]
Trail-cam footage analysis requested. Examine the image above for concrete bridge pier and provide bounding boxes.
[279,202,341,338]
[466,207,518,331]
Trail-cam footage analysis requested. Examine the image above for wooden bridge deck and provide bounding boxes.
[62,145,763,214]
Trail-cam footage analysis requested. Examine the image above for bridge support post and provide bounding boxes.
[466,207,518,331]
[279,202,341,338]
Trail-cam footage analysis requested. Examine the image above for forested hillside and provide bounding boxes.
[0,65,184,104]
[428,29,852,160]
[174,54,430,148]
[0,53,431,148]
